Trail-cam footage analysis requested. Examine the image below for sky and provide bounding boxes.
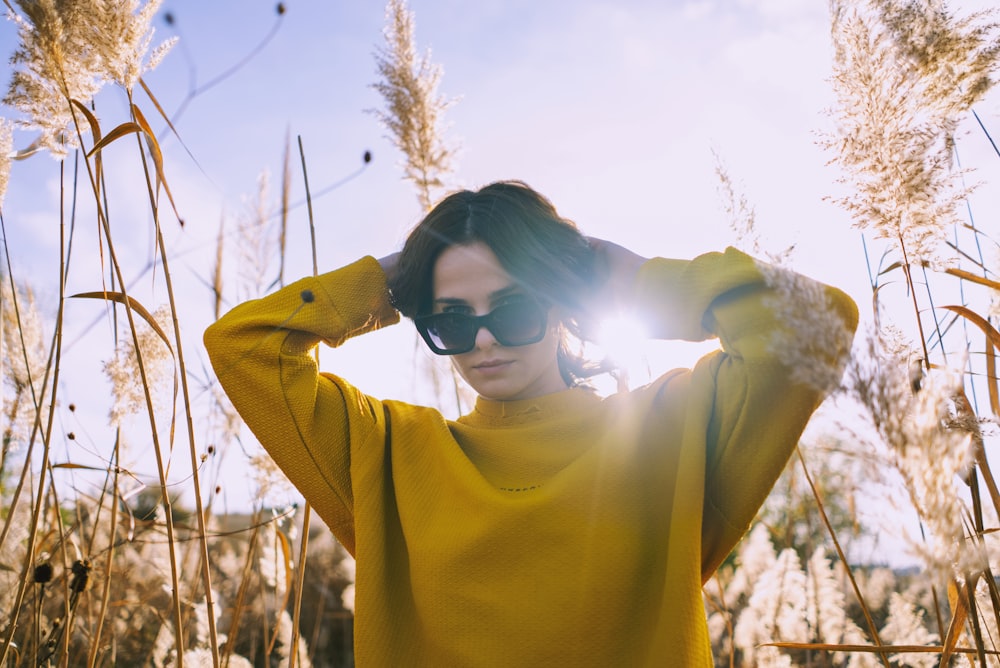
[2,0,1000,555]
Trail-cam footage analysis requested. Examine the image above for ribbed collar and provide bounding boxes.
[463,386,601,425]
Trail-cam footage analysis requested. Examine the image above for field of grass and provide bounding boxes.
[3,0,1000,666]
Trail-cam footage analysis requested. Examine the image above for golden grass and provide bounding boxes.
[3,0,1000,666]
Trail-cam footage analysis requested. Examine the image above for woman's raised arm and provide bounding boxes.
[204,257,400,553]
[586,236,648,315]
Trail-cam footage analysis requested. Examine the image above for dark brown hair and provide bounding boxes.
[388,180,605,384]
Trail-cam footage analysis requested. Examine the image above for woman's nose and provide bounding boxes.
[473,322,499,350]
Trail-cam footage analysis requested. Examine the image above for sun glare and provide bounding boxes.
[593,313,651,388]
[597,313,648,357]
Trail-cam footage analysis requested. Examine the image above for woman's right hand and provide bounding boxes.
[378,252,401,281]
[587,237,648,313]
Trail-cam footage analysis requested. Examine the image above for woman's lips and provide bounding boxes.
[474,359,513,374]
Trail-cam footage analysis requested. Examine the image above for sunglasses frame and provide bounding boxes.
[414,300,549,355]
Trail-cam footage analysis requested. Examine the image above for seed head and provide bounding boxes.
[33,562,53,584]
[370,0,457,210]
[823,0,1000,262]
[4,0,176,157]
[0,119,12,209]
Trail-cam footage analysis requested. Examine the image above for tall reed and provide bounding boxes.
[708,1,1000,665]
[0,2,354,666]
[4,1,1000,666]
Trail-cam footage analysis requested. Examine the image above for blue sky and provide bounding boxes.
[2,1,893,298]
[2,1,999,537]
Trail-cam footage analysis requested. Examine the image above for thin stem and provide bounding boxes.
[972,110,999,160]
[289,510,311,668]
[58,93,187,666]
[897,233,932,369]
[965,571,989,667]
[221,518,260,668]
[127,87,219,665]
[152,183,220,659]
[33,582,42,667]
[42,460,72,668]
[0,162,66,668]
[290,133,318,668]
[0,372,24,495]
[796,447,890,668]
[279,129,290,288]
[297,136,318,277]
[86,433,122,668]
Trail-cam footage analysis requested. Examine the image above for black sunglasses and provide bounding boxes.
[414,300,549,355]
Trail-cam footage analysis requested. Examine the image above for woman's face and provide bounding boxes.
[430,241,567,402]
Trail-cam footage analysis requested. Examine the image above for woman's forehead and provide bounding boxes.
[432,242,517,302]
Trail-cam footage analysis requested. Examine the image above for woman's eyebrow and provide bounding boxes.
[433,285,521,306]
[488,285,522,300]
[433,296,469,306]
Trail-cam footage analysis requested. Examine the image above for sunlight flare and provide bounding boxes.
[592,312,650,390]
[595,313,648,361]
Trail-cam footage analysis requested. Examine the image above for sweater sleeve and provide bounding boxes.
[633,247,859,576]
[203,256,400,553]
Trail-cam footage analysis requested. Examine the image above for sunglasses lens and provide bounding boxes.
[421,313,476,353]
[489,302,547,346]
[416,301,548,355]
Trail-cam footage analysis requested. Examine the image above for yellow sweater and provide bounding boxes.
[204,248,857,666]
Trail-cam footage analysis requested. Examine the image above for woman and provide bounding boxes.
[205,180,858,666]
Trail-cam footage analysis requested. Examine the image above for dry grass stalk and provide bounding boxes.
[87,0,176,91]
[278,129,291,288]
[844,330,980,580]
[0,3,367,665]
[713,154,853,395]
[370,0,470,415]
[825,0,1000,606]
[4,26,197,655]
[734,547,808,665]
[4,0,103,156]
[713,150,793,266]
[0,118,12,207]
[1,274,49,474]
[102,304,173,427]
[804,548,877,666]
[236,171,278,301]
[880,592,940,667]
[10,0,1000,664]
[824,0,1000,263]
[213,213,225,321]
[706,5,1000,663]
[0,181,65,668]
[761,261,858,394]
[4,0,174,157]
[371,0,455,211]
